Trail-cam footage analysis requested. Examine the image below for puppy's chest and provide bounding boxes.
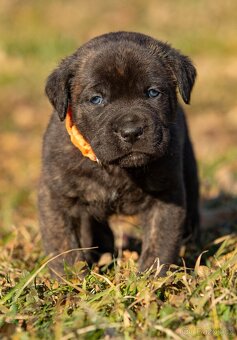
[68,173,147,218]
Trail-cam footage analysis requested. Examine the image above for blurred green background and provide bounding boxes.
[0,0,237,229]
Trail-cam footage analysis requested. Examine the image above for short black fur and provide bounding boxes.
[39,31,199,275]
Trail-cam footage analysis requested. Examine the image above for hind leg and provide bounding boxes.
[73,211,115,264]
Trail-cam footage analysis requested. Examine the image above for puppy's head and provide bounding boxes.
[46,32,196,167]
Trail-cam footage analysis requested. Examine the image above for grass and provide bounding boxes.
[0,0,237,338]
[0,230,236,339]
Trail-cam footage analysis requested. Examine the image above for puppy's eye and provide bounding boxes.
[147,88,160,98]
[90,95,103,105]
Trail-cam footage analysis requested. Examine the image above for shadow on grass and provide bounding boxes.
[184,192,237,267]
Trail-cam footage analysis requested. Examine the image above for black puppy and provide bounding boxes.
[38,31,199,275]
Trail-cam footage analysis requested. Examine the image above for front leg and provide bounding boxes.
[38,181,85,276]
[139,189,186,273]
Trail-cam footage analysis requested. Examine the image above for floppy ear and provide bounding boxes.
[158,43,197,104]
[45,56,76,121]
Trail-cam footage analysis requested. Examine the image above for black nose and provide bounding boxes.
[119,124,143,144]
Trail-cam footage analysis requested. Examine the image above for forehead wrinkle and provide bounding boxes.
[94,57,146,91]
[77,43,170,96]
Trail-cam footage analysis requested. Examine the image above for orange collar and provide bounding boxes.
[65,108,97,162]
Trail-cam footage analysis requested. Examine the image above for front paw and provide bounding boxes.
[138,250,171,276]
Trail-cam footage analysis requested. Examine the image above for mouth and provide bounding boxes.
[110,152,151,168]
